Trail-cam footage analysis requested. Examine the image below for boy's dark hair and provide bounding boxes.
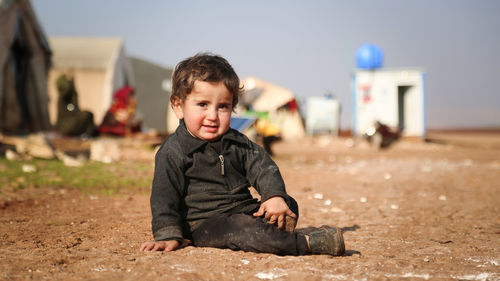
[171,53,242,108]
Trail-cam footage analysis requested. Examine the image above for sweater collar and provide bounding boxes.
[176,119,246,155]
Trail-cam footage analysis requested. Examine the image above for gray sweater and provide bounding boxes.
[150,120,288,242]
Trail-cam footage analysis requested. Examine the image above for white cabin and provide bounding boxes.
[352,69,426,137]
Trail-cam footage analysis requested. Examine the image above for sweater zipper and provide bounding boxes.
[219,155,225,175]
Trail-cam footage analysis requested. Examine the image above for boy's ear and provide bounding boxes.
[171,97,184,119]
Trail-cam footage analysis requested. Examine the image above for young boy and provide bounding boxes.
[141,53,345,256]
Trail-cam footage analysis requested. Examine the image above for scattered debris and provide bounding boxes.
[90,139,121,163]
[439,195,447,201]
[6,149,20,160]
[385,273,430,280]
[452,272,496,281]
[1,133,55,159]
[360,197,367,203]
[55,150,84,167]
[22,164,36,173]
[430,239,453,244]
[390,204,399,210]
[91,266,106,272]
[255,269,287,280]
[313,193,324,200]
[330,207,344,213]
[23,134,56,159]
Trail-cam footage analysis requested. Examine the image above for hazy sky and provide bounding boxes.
[31,0,500,129]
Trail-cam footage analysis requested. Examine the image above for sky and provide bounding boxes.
[31,0,500,129]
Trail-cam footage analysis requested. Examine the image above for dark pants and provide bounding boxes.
[191,196,309,256]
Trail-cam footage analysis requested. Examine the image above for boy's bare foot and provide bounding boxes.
[307,226,345,256]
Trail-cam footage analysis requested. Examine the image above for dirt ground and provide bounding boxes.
[1,132,499,280]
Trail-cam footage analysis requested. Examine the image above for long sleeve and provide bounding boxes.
[243,139,288,202]
[150,144,186,242]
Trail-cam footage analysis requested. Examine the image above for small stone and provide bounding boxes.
[6,149,20,160]
[313,193,324,200]
[22,164,36,173]
[330,207,343,213]
[90,139,121,163]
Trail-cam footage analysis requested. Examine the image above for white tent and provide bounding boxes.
[47,37,134,126]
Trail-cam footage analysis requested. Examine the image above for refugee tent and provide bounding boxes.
[239,77,305,140]
[47,37,134,126]
[0,0,52,134]
[129,56,173,133]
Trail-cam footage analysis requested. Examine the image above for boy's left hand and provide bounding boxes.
[253,196,297,229]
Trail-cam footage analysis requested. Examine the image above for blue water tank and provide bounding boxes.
[356,44,383,69]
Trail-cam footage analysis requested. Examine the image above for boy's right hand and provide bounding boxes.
[253,196,297,229]
[140,240,180,252]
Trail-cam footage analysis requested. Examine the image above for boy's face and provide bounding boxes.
[172,81,233,141]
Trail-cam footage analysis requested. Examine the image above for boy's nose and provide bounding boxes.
[206,107,218,121]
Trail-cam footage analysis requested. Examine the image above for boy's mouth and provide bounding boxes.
[203,125,218,133]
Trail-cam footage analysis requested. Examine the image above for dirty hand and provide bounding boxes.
[253,196,297,229]
[140,240,179,252]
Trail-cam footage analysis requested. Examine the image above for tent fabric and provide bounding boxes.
[242,76,295,112]
[47,37,134,125]
[49,37,123,69]
[239,77,305,140]
[129,56,173,132]
[0,0,52,133]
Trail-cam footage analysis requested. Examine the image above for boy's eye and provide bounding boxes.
[219,104,231,110]
[198,102,207,107]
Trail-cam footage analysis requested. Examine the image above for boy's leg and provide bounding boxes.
[191,213,309,256]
